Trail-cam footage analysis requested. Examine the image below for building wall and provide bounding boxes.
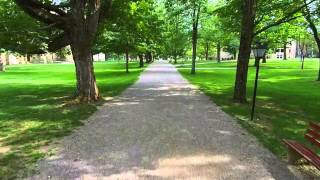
[271,41,297,59]
[93,53,106,61]
[0,52,74,65]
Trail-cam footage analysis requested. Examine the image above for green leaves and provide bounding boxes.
[0,0,48,55]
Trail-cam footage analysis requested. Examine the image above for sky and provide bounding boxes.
[52,0,61,5]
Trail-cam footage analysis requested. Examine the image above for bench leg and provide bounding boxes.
[287,147,302,164]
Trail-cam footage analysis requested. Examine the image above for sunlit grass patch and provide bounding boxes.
[0,61,145,179]
[177,58,320,159]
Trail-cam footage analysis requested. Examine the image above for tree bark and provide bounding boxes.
[71,46,99,102]
[301,55,305,70]
[283,43,287,60]
[217,41,221,63]
[139,54,144,68]
[233,0,257,103]
[205,42,209,61]
[191,6,200,75]
[27,54,31,62]
[14,0,108,103]
[125,47,129,73]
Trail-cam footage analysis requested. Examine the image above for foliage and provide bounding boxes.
[0,0,47,55]
[94,0,163,56]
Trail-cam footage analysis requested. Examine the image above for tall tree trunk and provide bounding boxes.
[139,54,144,68]
[125,47,129,73]
[71,46,99,102]
[301,55,305,70]
[283,42,287,60]
[217,41,221,63]
[205,42,209,61]
[191,6,200,75]
[233,0,257,103]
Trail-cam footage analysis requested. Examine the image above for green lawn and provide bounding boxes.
[177,59,320,158]
[0,61,145,179]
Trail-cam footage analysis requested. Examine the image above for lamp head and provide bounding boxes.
[252,42,267,59]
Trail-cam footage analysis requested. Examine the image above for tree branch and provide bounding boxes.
[14,0,67,30]
[254,0,316,36]
[48,33,71,52]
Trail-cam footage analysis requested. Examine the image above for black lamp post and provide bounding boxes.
[251,43,267,121]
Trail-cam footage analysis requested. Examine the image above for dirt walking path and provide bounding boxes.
[31,60,300,179]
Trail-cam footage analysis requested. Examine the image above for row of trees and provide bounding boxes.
[1,0,319,103]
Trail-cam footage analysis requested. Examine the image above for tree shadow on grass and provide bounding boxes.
[0,64,144,179]
[0,84,97,179]
[180,69,320,178]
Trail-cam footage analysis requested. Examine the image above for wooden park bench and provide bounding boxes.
[283,122,320,170]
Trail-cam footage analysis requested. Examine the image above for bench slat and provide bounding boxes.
[305,134,320,148]
[310,122,320,132]
[284,140,320,170]
[306,129,320,140]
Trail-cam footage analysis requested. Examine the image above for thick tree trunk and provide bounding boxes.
[139,54,144,68]
[233,0,256,103]
[14,0,105,103]
[71,46,99,102]
[283,43,287,60]
[217,42,221,63]
[191,6,200,75]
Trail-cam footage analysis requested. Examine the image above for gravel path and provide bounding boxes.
[31,60,300,179]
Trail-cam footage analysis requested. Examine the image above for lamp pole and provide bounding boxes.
[251,57,261,121]
[250,42,267,121]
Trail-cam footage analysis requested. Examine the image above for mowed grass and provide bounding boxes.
[0,61,145,179]
[177,59,320,158]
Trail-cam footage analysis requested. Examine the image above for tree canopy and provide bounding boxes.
[0,0,318,102]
